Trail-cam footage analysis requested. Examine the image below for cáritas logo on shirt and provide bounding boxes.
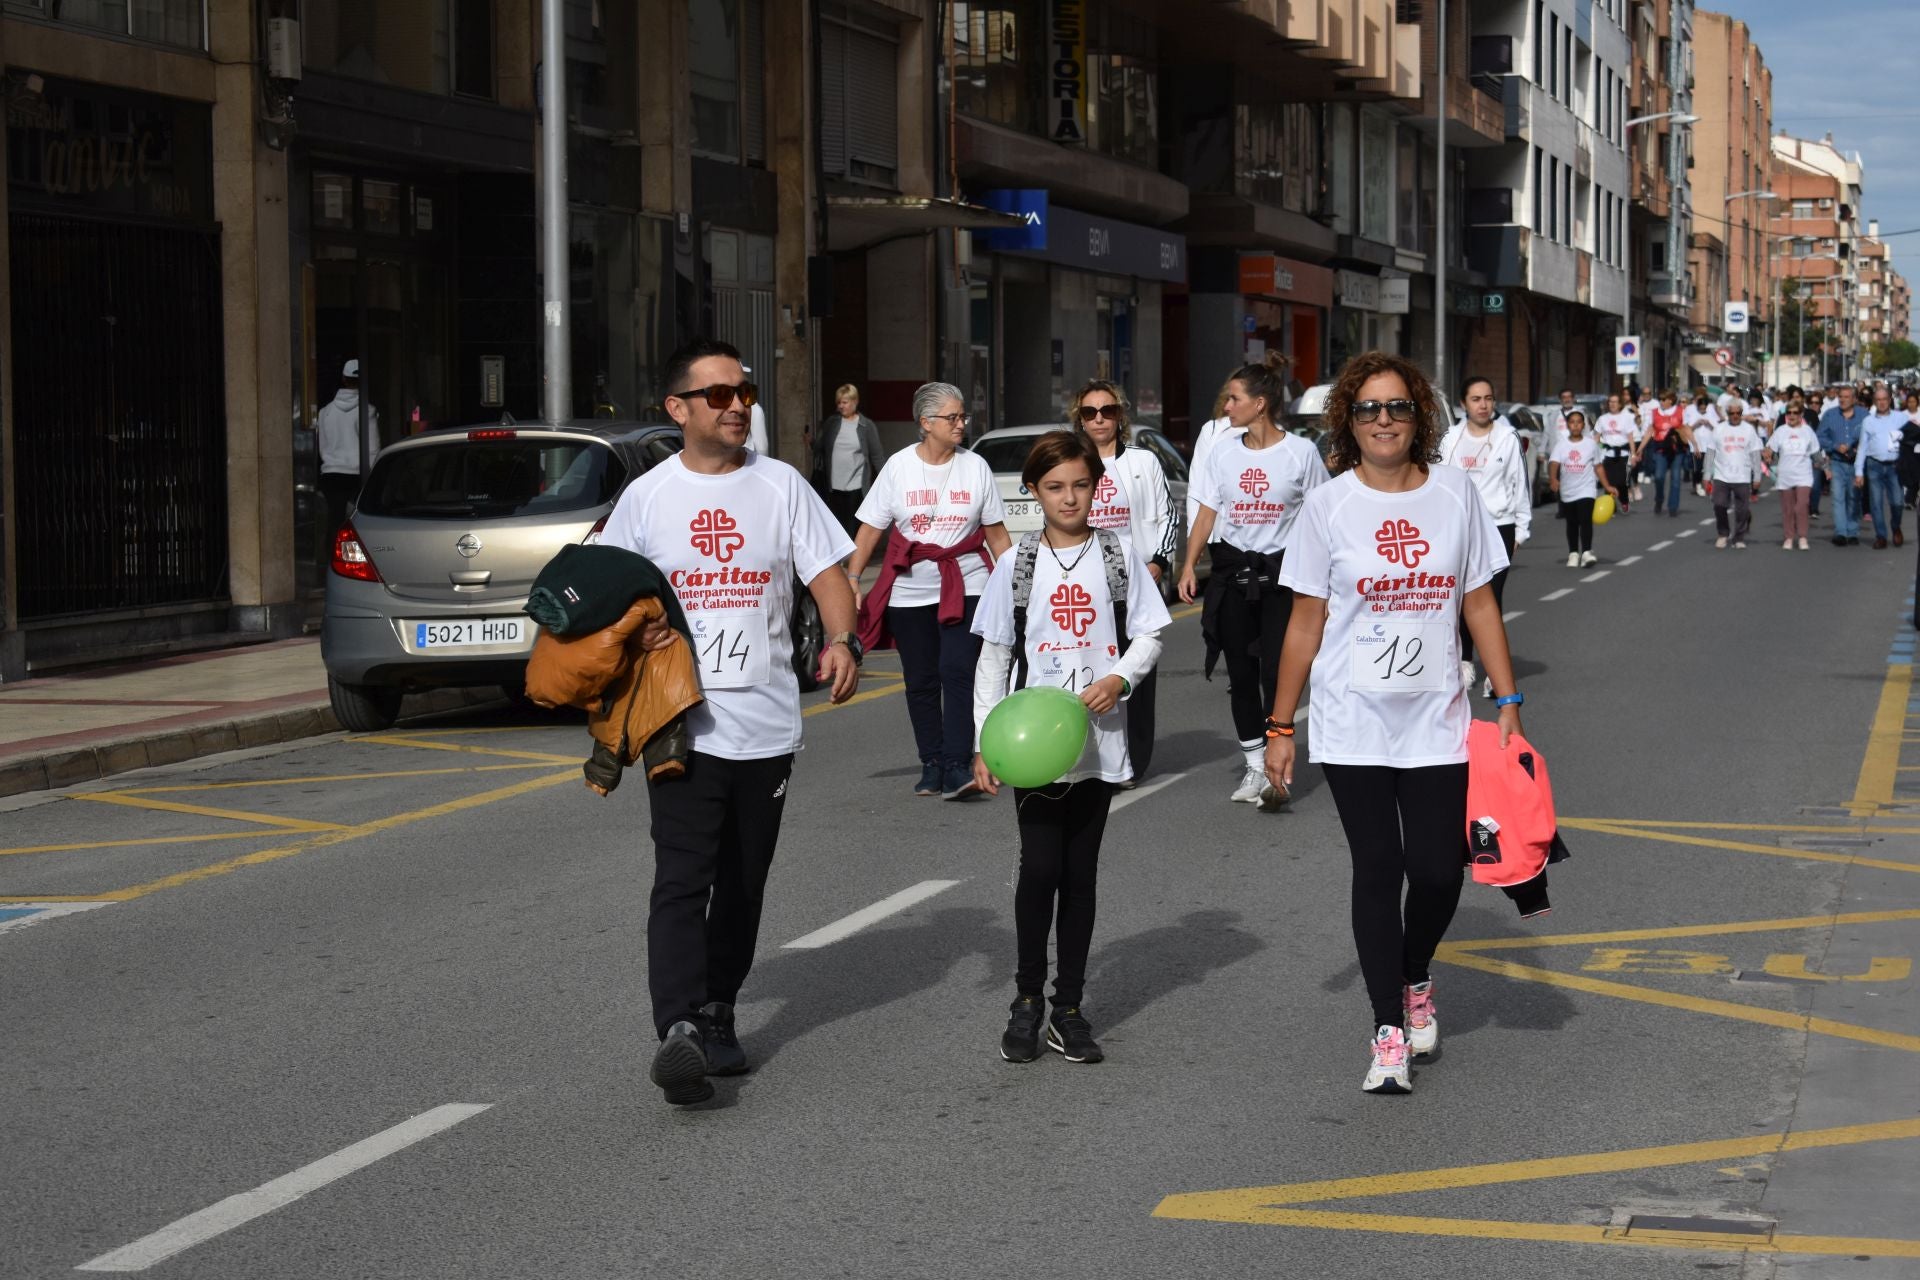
[1049,582,1097,638]
[689,508,745,562]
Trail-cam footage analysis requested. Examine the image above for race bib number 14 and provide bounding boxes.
[1350,620,1448,693]
[690,612,772,690]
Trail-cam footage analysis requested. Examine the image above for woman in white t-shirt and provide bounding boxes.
[1073,379,1178,783]
[971,430,1171,1066]
[1177,356,1331,808]
[847,382,1011,800]
[1266,350,1522,1095]
[1594,394,1639,516]
[1764,401,1822,550]
[1548,410,1618,568]
[1685,390,1722,497]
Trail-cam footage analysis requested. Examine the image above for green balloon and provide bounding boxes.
[980,686,1090,788]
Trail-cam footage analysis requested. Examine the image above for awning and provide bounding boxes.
[826,195,1025,253]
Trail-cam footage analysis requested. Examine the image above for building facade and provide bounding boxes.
[1686,9,1770,383]
[1625,0,1692,392]
[1770,131,1865,387]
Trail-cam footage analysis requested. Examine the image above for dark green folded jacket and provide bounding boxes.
[525,543,691,641]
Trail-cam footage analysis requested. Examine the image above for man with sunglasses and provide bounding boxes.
[601,338,861,1107]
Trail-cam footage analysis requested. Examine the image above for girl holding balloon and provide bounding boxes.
[970,430,1172,1066]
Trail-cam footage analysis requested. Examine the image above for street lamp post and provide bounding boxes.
[1626,112,1698,386]
[1725,191,1778,379]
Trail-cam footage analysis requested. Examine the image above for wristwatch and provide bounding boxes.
[827,631,864,663]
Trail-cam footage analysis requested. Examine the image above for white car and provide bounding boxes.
[969,423,1204,598]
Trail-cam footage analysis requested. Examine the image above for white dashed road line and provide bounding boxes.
[1540,588,1575,602]
[1617,555,1642,566]
[1581,570,1612,582]
[76,1104,494,1272]
[1699,518,1715,526]
[1502,610,1525,622]
[1649,540,1674,551]
[1112,771,1190,813]
[784,879,962,949]
[1676,528,1698,538]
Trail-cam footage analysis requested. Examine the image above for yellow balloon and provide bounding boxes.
[1593,493,1616,525]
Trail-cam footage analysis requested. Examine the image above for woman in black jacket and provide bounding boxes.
[1897,389,1920,511]
[811,383,885,534]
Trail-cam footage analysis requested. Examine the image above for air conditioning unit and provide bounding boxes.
[267,18,302,82]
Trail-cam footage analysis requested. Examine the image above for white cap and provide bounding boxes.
[343,359,360,379]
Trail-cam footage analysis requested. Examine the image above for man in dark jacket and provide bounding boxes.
[810,383,884,535]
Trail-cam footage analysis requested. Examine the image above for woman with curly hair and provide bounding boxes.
[1265,351,1523,1094]
[1177,353,1330,809]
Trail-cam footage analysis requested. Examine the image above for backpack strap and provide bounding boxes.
[1010,531,1043,691]
[1097,527,1130,657]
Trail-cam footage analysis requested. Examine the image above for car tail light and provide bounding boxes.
[331,524,382,582]
[468,429,517,441]
[581,515,609,546]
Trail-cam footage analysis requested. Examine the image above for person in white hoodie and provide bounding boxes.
[312,359,382,542]
[1439,375,1530,695]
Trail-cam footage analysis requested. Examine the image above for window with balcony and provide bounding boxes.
[822,6,901,188]
[3,0,203,50]
[1533,146,1544,234]
[1235,90,1319,214]
[1533,2,1545,84]
[690,0,767,165]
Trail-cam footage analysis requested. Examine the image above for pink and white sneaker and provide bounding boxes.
[1404,980,1439,1061]
[1362,1025,1412,1094]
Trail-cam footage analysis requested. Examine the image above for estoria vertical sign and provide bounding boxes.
[1049,0,1087,144]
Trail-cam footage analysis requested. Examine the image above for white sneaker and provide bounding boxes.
[1715,536,1728,549]
[1405,981,1439,1061]
[1362,1025,1412,1094]
[1734,541,1747,549]
[1799,537,1811,550]
[1565,552,1580,568]
[1783,539,1793,550]
[1580,551,1598,567]
[1632,485,1644,502]
[1230,765,1265,804]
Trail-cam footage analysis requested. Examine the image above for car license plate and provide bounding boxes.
[408,618,527,651]
[1003,499,1040,522]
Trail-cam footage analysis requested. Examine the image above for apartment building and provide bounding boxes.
[1687,10,1771,382]
[1771,131,1865,385]
[1625,0,1693,392]
[1856,231,1912,363]
[1460,0,1632,401]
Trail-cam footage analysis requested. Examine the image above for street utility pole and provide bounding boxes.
[539,1,571,426]
[1434,0,1448,396]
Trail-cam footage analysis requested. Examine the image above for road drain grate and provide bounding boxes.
[1624,1215,1776,1240]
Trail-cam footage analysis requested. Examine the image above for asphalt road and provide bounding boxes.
[6,490,1920,1280]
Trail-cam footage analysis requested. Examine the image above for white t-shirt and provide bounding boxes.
[1550,437,1604,501]
[1692,423,1717,458]
[1192,431,1330,555]
[1186,416,1237,527]
[972,538,1173,784]
[856,447,1007,607]
[1711,422,1764,485]
[747,403,769,455]
[602,452,853,761]
[1685,404,1721,433]
[1595,412,1638,451]
[1278,466,1507,767]
[1768,423,1820,489]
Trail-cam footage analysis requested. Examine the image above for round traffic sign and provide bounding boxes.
[1714,347,1733,368]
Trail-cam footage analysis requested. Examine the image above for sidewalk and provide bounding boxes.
[0,639,494,797]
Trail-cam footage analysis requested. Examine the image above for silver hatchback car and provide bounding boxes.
[321,422,684,731]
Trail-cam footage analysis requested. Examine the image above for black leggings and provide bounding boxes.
[1561,498,1595,553]
[1013,779,1113,1006]
[1459,523,1516,664]
[1215,583,1294,742]
[1323,763,1469,1030]
[1603,454,1631,507]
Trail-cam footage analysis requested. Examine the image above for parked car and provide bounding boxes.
[1523,397,1608,502]
[1501,404,1551,505]
[970,423,1205,598]
[320,421,831,732]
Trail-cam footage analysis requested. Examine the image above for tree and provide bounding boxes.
[1868,338,1920,373]
[1776,288,1833,358]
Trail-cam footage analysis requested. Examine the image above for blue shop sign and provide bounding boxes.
[978,188,1049,251]
[976,189,1185,284]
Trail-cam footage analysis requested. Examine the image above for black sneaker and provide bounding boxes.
[1046,1006,1105,1063]
[941,764,981,801]
[699,1001,748,1076]
[1001,995,1044,1063]
[914,762,942,796]
[649,1021,714,1105]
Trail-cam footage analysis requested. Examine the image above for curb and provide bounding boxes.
[0,688,506,799]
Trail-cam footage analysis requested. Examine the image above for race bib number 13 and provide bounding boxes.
[690,612,772,690]
[1350,620,1448,693]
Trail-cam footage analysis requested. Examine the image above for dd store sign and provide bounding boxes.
[1050,0,1087,144]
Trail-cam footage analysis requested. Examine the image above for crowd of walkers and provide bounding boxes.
[607,335,1913,1110]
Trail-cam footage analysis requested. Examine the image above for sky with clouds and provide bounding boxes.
[1728,0,1918,335]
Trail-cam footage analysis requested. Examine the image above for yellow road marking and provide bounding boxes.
[0,831,283,858]
[71,792,345,833]
[1562,818,1920,876]
[110,763,560,793]
[1851,662,1912,815]
[1172,603,1201,619]
[1564,817,1920,835]
[1762,954,1912,982]
[1435,947,1920,1053]
[1154,1116,1920,1257]
[353,735,580,764]
[1447,907,1920,951]
[805,681,905,716]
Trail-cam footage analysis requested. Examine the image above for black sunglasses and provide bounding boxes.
[1350,399,1417,424]
[670,381,759,411]
[1076,404,1124,423]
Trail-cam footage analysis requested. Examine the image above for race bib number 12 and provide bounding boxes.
[1350,620,1448,693]
[690,612,772,690]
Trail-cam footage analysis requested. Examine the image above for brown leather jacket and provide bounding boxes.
[523,596,702,794]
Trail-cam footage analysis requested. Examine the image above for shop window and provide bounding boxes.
[4,0,203,50]
[821,8,901,189]
[303,0,452,95]
[952,2,1044,138]
[362,179,403,235]
[313,173,356,231]
[690,0,766,165]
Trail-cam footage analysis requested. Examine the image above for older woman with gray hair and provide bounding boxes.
[847,382,1012,799]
